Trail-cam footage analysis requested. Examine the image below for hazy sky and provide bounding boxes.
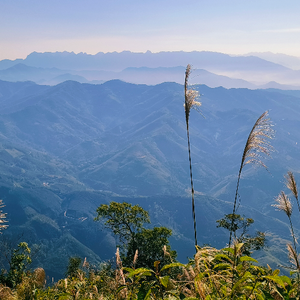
[1,0,300,60]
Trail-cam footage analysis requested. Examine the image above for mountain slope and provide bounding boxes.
[0,80,299,277]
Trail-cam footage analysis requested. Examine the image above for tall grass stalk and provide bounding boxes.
[229,111,273,246]
[184,64,201,248]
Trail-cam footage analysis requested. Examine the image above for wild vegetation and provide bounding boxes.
[1,65,300,299]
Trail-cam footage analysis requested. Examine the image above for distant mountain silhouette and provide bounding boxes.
[247,52,300,70]
[1,51,300,88]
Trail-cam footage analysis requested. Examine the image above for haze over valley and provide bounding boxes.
[1,51,300,89]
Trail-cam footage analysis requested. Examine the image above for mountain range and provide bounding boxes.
[1,51,300,89]
[0,78,300,277]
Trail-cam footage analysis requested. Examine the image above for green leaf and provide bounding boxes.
[264,275,286,289]
[232,271,253,292]
[154,260,160,269]
[239,256,258,263]
[214,253,232,262]
[255,294,265,300]
[279,275,291,285]
[160,262,185,272]
[123,267,134,273]
[234,242,244,254]
[144,288,152,300]
[272,269,280,276]
[213,263,231,270]
[116,285,127,294]
[223,247,234,254]
[127,267,154,278]
[159,275,170,288]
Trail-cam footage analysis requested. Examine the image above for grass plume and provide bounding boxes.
[285,171,300,213]
[0,200,8,232]
[229,111,273,246]
[273,191,292,218]
[273,191,298,255]
[287,243,300,271]
[184,64,201,249]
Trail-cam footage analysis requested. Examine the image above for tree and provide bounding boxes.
[94,201,176,269]
[217,213,266,255]
[124,227,177,269]
[0,242,32,288]
[66,256,82,278]
[94,201,150,252]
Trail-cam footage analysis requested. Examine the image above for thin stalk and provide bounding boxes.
[184,64,201,249]
[229,165,242,247]
[186,120,197,248]
[288,215,298,256]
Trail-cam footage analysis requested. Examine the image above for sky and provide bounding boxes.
[1,0,300,60]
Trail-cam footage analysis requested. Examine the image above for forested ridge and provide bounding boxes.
[1,68,300,298]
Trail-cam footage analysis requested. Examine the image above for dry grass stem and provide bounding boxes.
[184,64,201,249]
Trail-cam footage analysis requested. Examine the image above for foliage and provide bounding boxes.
[181,242,291,299]
[2,206,300,299]
[95,201,177,271]
[8,242,296,300]
[124,227,177,269]
[0,242,32,289]
[94,201,150,250]
[66,256,82,278]
[2,68,300,299]
[217,213,266,255]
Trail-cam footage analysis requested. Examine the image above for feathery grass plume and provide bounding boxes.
[115,248,127,299]
[287,243,300,294]
[132,250,138,268]
[273,191,292,217]
[287,243,300,271]
[273,191,298,255]
[33,268,46,287]
[0,200,8,232]
[285,171,300,213]
[0,285,14,300]
[229,111,273,247]
[184,64,201,249]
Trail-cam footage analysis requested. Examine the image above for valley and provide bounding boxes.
[0,78,300,277]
